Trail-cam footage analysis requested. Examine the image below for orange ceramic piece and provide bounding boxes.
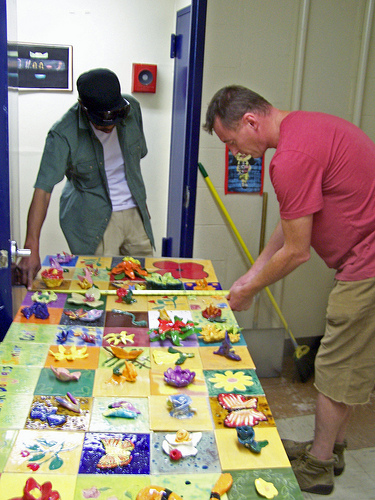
[110,346,143,360]
[136,486,183,500]
[210,473,233,498]
[108,361,137,385]
[110,258,148,280]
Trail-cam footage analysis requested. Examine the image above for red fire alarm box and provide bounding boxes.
[132,63,157,93]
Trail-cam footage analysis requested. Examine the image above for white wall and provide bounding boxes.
[196,0,375,339]
[9,0,178,257]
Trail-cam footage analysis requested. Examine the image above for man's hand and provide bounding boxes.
[18,248,41,289]
[227,280,255,311]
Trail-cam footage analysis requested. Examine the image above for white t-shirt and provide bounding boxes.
[92,125,136,211]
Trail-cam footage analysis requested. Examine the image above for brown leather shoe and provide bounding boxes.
[291,449,335,495]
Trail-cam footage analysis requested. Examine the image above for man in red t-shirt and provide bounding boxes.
[203,85,375,495]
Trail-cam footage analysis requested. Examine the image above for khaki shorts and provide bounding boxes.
[95,207,153,257]
[314,277,375,405]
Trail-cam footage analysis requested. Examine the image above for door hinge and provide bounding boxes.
[183,185,190,209]
[170,34,176,58]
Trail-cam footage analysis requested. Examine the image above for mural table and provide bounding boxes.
[0,256,303,500]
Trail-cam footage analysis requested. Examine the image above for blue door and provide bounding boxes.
[0,1,12,339]
[163,0,207,257]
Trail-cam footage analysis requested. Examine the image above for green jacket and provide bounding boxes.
[34,95,154,254]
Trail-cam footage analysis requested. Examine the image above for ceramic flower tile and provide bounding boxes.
[53,325,104,347]
[34,367,95,397]
[46,345,100,370]
[151,430,221,474]
[102,326,151,347]
[215,427,290,470]
[93,368,150,397]
[78,432,150,475]
[198,345,256,370]
[147,295,189,311]
[104,310,149,329]
[0,365,41,394]
[0,472,77,500]
[98,346,150,371]
[22,290,68,309]
[150,346,202,371]
[191,309,238,329]
[227,468,304,499]
[74,256,112,269]
[145,258,217,281]
[13,307,64,325]
[0,394,33,429]
[149,395,213,431]
[208,395,275,429]
[60,308,106,328]
[25,395,92,432]
[149,368,208,397]
[147,473,229,500]
[41,254,79,267]
[4,429,84,474]
[89,397,149,433]
[74,473,150,500]
[0,342,50,367]
[204,369,264,396]
[105,293,149,311]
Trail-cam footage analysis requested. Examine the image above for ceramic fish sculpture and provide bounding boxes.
[103,400,140,419]
[50,366,81,382]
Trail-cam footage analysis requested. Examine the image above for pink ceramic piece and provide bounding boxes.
[50,366,81,382]
[164,365,196,387]
[218,393,258,411]
[224,408,268,427]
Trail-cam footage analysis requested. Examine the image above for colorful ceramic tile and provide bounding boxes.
[0,342,50,367]
[75,256,113,269]
[228,468,304,499]
[25,395,92,431]
[93,368,150,397]
[147,473,229,500]
[89,397,149,433]
[147,295,189,311]
[0,472,77,500]
[191,309,238,329]
[4,429,84,474]
[0,430,18,472]
[54,325,104,347]
[214,427,290,470]
[209,395,275,429]
[199,346,256,370]
[13,307,63,325]
[102,327,150,347]
[4,323,59,344]
[72,266,110,282]
[150,369,208,396]
[60,308,106,328]
[41,254,78,267]
[79,432,150,475]
[148,309,193,329]
[74,473,150,500]
[105,293,149,312]
[69,279,110,291]
[0,365,40,394]
[197,332,247,347]
[0,394,32,429]
[204,369,264,396]
[31,276,71,291]
[22,290,68,309]
[151,430,221,475]
[149,395,213,431]
[150,347,202,371]
[35,367,95,397]
[99,346,150,372]
[145,258,217,282]
[46,345,100,370]
[184,281,223,291]
[105,310,148,328]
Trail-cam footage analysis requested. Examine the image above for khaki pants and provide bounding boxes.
[315,277,375,405]
[95,207,153,257]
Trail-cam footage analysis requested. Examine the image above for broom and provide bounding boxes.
[198,162,315,382]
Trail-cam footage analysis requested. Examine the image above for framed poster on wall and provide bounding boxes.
[225,145,264,195]
[7,42,72,91]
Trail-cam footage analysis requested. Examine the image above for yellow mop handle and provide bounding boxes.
[198,162,299,349]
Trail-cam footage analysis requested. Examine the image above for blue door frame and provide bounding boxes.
[0,0,12,339]
[163,0,207,257]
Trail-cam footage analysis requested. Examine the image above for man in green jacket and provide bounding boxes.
[19,68,154,288]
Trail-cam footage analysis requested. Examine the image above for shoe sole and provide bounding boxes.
[303,484,334,495]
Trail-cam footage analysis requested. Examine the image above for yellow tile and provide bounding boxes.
[93,368,150,397]
[214,427,290,470]
[150,347,202,371]
[106,294,149,311]
[150,369,208,396]
[199,346,256,370]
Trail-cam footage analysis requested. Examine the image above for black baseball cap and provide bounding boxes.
[77,68,130,125]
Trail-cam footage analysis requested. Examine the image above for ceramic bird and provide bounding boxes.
[50,366,81,382]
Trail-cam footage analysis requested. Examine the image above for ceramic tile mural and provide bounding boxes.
[0,256,303,499]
